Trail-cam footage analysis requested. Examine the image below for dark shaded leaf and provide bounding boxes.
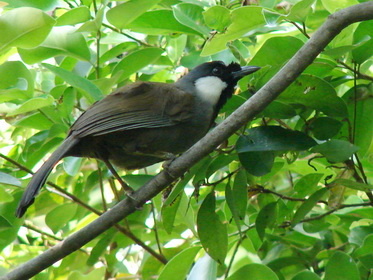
[197,192,227,264]
[256,202,277,240]
[309,117,343,140]
[238,151,274,177]
[291,188,328,226]
[236,126,317,153]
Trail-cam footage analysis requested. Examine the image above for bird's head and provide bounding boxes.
[176,61,260,111]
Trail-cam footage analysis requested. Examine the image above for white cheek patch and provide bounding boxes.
[195,76,227,105]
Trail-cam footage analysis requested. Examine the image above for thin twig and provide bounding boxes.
[225,236,245,279]
[287,20,310,39]
[250,185,329,204]
[337,60,373,81]
[205,168,241,186]
[97,161,108,212]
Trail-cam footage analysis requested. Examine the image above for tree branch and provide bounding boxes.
[3,2,373,279]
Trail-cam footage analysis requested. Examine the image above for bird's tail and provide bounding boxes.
[16,136,79,218]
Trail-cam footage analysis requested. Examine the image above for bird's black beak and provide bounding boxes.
[232,65,261,79]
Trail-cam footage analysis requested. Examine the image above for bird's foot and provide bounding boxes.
[162,154,178,179]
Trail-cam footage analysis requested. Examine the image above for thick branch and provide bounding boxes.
[3,2,373,279]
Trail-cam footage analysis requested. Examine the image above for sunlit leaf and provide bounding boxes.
[158,247,201,280]
[107,0,162,29]
[0,7,55,53]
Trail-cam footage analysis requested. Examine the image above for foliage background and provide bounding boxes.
[0,0,372,279]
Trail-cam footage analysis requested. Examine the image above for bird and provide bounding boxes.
[16,61,260,217]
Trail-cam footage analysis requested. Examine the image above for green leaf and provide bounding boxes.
[56,6,91,26]
[125,10,201,35]
[279,75,348,118]
[226,170,248,231]
[0,215,12,230]
[291,188,328,226]
[112,48,164,82]
[205,154,235,178]
[226,264,279,280]
[0,192,23,249]
[63,157,83,177]
[238,151,274,177]
[3,0,59,11]
[197,192,227,264]
[161,194,182,234]
[331,179,373,191]
[294,173,324,197]
[249,36,304,87]
[324,251,360,280]
[187,254,217,280]
[343,85,373,157]
[203,5,231,32]
[166,35,187,62]
[76,7,104,33]
[19,27,91,64]
[42,63,103,103]
[0,186,14,203]
[304,58,337,77]
[0,7,55,53]
[87,229,117,266]
[0,61,34,96]
[67,268,106,280]
[7,95,55,117]
[352,21,373,64]
[172,3,210,36]
[236,126,317,153]
[201,7,265,56]
[287,0,316,22]
[45,203,78,233]
[292,270,321,280]
[256,202,277,240]
[354,234,373,257]
[311,139,359,163]
[0,172,21,187]
[232,169,248,219]
[309,117,343,140]
[106,0,162,29]
[158,247,201,280]
[321,0,359,13]
[100,42,138,64]
[14,113,53,130]
[122,174,154,190]
[261,100,297,119]
[225,182,240,230]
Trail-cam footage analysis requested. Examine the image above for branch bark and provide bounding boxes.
[3,2,373,279]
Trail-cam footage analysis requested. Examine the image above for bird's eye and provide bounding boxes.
[212,67,222,76]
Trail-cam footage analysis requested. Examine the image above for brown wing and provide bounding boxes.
[69,82,195,138]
